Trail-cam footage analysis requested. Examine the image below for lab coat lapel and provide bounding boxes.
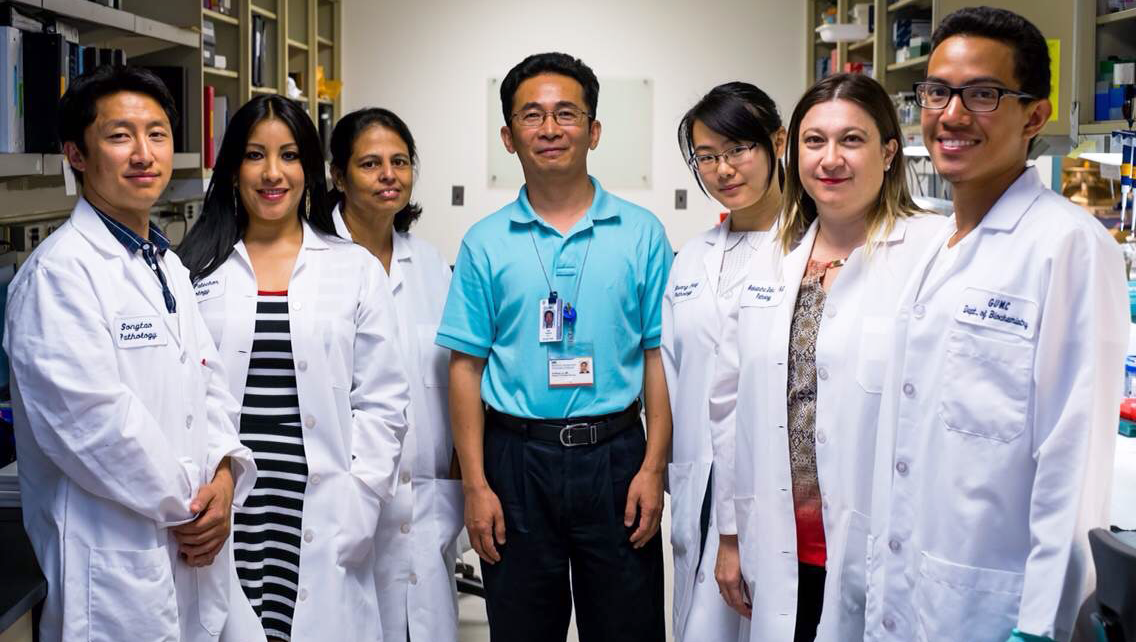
[702,217,729,297]
[70,199,183,347]
[389,232,410,296]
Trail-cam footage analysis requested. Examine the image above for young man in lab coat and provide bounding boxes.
[4,65,257,641]
[437,52,673,641]
[864,8,1128,642]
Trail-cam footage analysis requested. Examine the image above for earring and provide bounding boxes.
[304,188,311,217]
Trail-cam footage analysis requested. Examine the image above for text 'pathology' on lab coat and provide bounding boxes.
[195,220,410,642]
[5,198,257,642]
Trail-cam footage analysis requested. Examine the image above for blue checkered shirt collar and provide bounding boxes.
[92,205,177,313]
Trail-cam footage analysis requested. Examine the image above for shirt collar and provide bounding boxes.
[976,165,1043,233]
[92,203,170,255]
[509,175,616,226]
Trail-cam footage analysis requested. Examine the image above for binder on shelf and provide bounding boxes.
[203,19,215,67]
[212,94,228,157]
[23,32,67,154]
[144,66,187,152]
[252,14,265,87]
[0,26,23,153]
[204,85,215,168]
[0,4,43,33]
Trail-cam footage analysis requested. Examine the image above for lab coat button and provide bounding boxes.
[297,360,308,372]
[400,523,410,534]
[180,352,187,364]
[292,301,303,311]
[185,415,193,428]
[913,304,926,318]
[303,415,316,429]
[400,471,411,484]
[818,367,829,381]
[310,474,321,485]
[697,572,705,583]
[825,306,836,318]
[896,461,909,475]
[714,345,720,355]
[883,617,896,632]
[888,539,901,553]
[304,530,314,543]
[902,382,915,397]
[298,588,308,601]
[816,431,827,445]
[409,573,418,585]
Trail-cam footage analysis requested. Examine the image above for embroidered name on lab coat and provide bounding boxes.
[194,275,225,302]
[671,280,705,303]
[113,315,168,348]
[740,281,785,307]
[954,287,1038,339]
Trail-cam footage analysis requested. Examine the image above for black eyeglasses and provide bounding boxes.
[687,143,758,172]
[913,82,1039,113]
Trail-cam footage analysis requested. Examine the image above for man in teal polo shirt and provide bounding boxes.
[437,52,672,641]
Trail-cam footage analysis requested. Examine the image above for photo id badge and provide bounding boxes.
[539,298,563,343]
[548,342,594,388]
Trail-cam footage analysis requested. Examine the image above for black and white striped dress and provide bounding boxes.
[233,291,307,641]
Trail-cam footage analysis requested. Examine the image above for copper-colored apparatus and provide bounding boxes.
[1063,161,1120,220]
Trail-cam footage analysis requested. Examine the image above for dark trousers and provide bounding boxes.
[794,562,827,642]
[479,419,665,642]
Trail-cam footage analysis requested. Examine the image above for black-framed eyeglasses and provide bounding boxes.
[687,143,758,171]
[913,82,1040,113]
[511,105,592,128]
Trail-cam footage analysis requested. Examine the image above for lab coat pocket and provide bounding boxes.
[667,462,697,616]
[914,551,1022,642]
[838,510,870,615]
[87,546,178,642]
[417,323,450,388]
[938,330,1033,443]
[855,317,893,394]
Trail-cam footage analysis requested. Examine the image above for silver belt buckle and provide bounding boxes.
[559,422,597,447]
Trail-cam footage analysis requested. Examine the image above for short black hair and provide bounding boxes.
[678,82,784,196]
[931,7,1050,102]
[328,107,423,233]
[500,52,599,125]
[58,65,179,155]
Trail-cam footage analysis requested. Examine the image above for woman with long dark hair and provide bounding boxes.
[327,107,464,642]
[662,81,786,642]
[181,94,410,642]
[709,73,947,642]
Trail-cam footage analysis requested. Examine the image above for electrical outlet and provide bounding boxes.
[182,201,200,221]
[675,189,687,210]
[451,185,465,206]
[9,224,42,252]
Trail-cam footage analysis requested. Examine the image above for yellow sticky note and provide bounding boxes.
[1068,139,1096,159]
[1047,39,1060,123]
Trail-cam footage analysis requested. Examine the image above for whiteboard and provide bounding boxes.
[487,77,653,190]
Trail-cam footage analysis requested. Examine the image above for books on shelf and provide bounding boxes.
[23,32,67,153]
[204,86,231,169]
[0,461,19,508]
[0,26,22,153]
[204,85,215,168]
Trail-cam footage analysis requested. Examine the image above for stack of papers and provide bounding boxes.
[0,461,19,508]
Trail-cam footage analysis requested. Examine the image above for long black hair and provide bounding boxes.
[180,94,336,282]
[328,107,423,233]
[677,81,784,196]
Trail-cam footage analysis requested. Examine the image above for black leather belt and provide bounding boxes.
[486,400,641,447]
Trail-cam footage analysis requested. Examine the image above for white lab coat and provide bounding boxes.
[4,198,258,642]
[661,216,777,642]
[865,168,1128,642]
[194,220,410,642]
[709,214,949,642]
[332,207,465,642]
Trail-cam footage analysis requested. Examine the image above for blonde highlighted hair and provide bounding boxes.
[779,73,923,253]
